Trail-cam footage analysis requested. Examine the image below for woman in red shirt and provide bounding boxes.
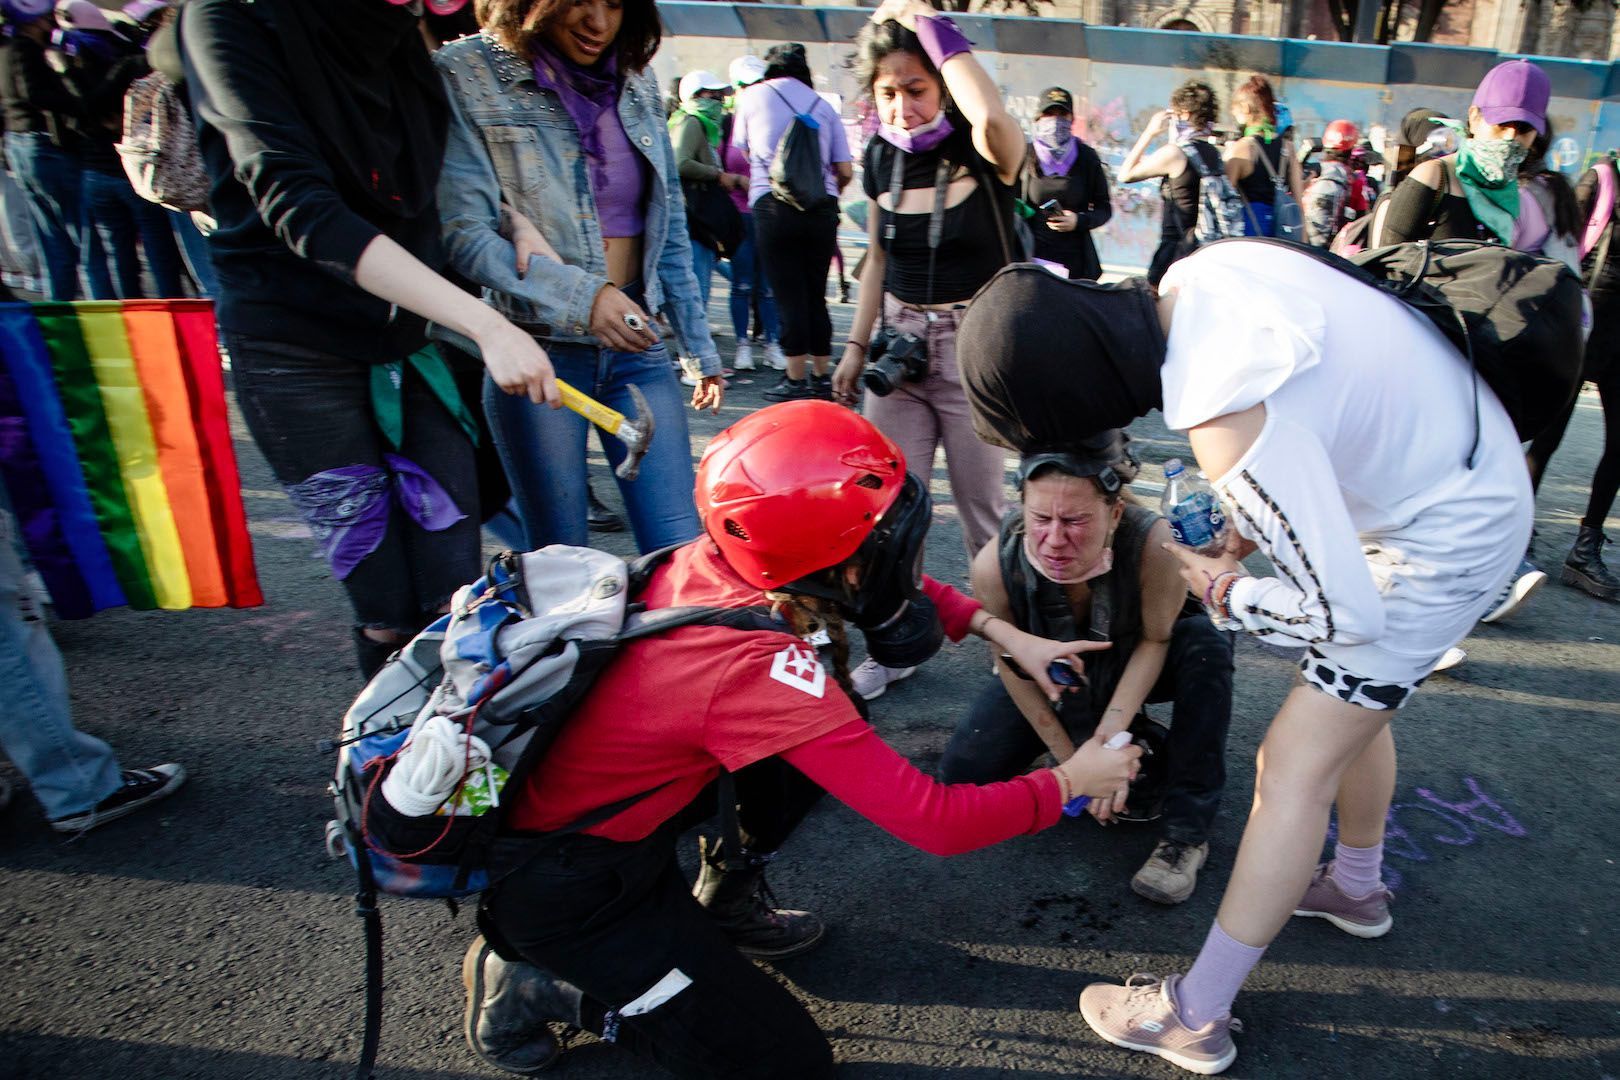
[461,401,1141,1077]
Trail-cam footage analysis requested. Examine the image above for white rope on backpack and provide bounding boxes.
[381,713,494,818]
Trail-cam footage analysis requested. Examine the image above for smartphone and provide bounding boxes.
[1039,198,1062,215]
[1000,654,1087,688]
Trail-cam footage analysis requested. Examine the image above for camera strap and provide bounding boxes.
[879,146,953,333]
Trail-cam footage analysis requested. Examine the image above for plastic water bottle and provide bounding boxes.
[1160,459,1229,556]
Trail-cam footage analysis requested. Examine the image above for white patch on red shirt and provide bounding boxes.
[768,643,826,698]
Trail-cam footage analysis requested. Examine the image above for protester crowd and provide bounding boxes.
[0,0,1614,1076]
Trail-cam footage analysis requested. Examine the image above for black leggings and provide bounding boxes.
[226,333,480,632]
[1527,341,1619,532]
[753,195,837,357]
[481,759,830,1079]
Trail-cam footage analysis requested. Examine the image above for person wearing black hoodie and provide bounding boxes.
[176,0,557,676]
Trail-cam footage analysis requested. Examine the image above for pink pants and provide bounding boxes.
[864,295,1008,558]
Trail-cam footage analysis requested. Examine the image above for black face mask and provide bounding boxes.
[786,474,945,668]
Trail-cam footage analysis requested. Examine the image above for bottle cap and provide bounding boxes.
[1163,458,1184,478]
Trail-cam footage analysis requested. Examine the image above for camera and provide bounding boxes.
[863,326,929,397]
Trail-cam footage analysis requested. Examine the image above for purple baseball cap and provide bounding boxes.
[1472,59,1550,135]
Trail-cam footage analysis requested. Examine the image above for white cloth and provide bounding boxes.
[1159,240,1532,684]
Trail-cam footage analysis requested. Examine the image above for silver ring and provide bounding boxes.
[622,313,647,334]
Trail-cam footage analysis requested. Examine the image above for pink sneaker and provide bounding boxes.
[1292,861,1393,938]
[1079,973,1241,1075]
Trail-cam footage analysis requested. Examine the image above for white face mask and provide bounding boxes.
[1023,532,1114,585]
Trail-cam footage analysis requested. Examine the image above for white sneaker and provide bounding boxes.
[1481,560,1546,624]
[763,342,788,370]
[1433,646,1466,673]
[850,656,917,701]
[733,341,756,371]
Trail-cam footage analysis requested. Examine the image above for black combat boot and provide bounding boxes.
[1563,525,1620,600]
[691,836,825,959]
[462,935,583,1075]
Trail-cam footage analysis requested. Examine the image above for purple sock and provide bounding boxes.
[1331,841,1384,898]
[1177,921,1266,1030]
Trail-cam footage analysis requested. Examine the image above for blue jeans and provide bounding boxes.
[689,239,718,310]
[729,214,780,344]
[0,502,121,819]
[81,169,185,299]
[483,338,700,552]
[170,208,216,297]
[3,132,84,300]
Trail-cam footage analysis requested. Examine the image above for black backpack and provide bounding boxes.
[766,83,833,212]
[1215,237,1585,449]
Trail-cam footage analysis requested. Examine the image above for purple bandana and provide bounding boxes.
[1034,136,1079,177]
[530,40,623,213]
[287,455,465,580]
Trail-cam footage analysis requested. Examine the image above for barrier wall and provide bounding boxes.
[653,3,1620,270]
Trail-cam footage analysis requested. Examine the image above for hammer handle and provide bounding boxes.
[557,380,627,435]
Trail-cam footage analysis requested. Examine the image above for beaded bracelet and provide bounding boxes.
[1202,570,1238,611]
[1051,766,1073,805]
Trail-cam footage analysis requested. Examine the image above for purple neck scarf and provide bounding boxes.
[531,40,623,205]
[1034,137,1080,177]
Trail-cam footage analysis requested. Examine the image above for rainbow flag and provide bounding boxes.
[0,299,262,618]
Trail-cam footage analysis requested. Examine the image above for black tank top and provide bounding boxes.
[997,503,1158,715]
[1162,141,1218,241]
[1237,136,1284,206]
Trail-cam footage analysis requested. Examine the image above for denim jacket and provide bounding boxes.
[434,33,720,375]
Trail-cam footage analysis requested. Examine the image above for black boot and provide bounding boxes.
[586,482,624,533]
[353,628,398,680]
[692,837,825,959]
[462,935,582,1075]
[1563,526,1620,600]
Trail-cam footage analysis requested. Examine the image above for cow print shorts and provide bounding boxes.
[1299,647,1424,711]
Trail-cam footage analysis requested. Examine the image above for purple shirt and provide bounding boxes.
[732,78,851,208]
[723,133,751,215]
[595,106,648,239]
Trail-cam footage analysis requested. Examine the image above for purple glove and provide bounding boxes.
[915,13,973,69]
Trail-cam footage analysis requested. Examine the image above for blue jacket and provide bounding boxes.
[434,32,719,374]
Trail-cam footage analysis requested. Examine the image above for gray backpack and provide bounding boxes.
[1178,141,1246,244]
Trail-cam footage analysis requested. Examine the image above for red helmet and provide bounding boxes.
[1323,119,1360,153]
[696,401,908,589]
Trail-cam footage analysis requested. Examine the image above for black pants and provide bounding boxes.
[752,195,837,357]
[482,759,831,1079]
[939,615,1234,845]
[227,333,481,632]
[1527,344,1619,532]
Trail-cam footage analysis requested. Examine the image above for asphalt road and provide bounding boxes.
[1,272,1618,1080]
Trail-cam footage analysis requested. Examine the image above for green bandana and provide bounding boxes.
[672,99,723,149]
[369,348,479,452]
[1444,120,1526,245]
[1243,123,1277,142]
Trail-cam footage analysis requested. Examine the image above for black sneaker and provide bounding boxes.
[50,764,186,833]
[812,374,833,401]
[762,377,814,402]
